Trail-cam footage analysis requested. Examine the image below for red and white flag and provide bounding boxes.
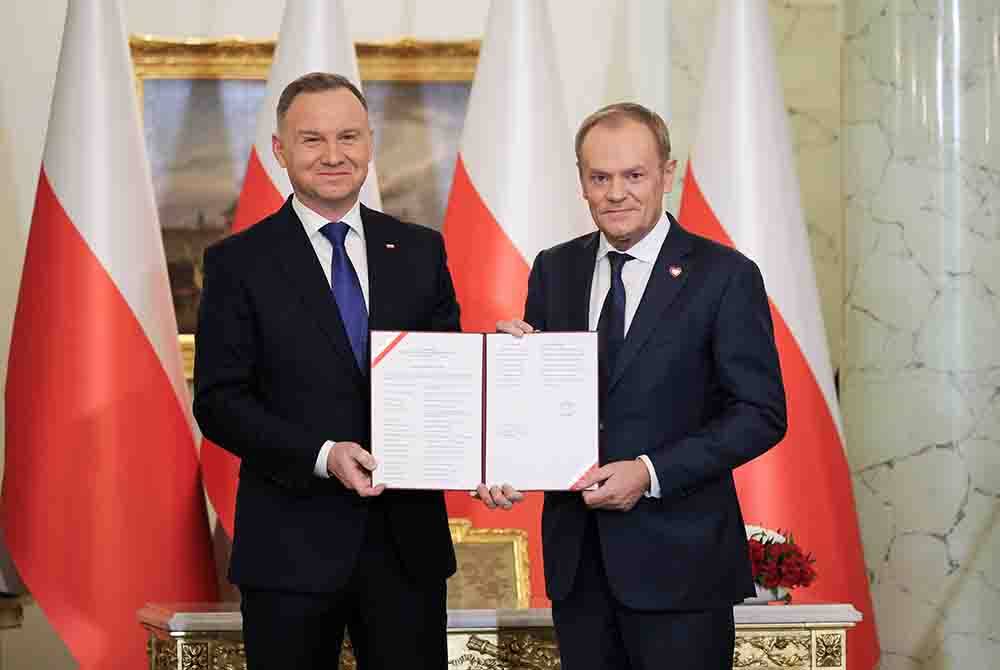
[679,1,878,667]
[1,1,218,667]
[441,0,590,606]
[201,0,380,535]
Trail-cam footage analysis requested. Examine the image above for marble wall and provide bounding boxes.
[842,0,1000,668]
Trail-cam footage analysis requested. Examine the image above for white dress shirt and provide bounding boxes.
[588,213,672,498]
[291,196,369,479]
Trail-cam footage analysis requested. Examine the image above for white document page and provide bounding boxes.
[371,331,483,489]
[484,332,599,490]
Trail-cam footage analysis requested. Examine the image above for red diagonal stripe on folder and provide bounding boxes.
[371,332,409,369]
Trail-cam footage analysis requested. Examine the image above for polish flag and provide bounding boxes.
[200,0,381,535]
[441,0,590,606]
[679,1,878,667]
[1,1,218,667]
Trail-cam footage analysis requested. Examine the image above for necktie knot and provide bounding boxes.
[321,221,350,248]
[607,251,633,276]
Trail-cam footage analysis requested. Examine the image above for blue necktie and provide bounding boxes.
[598,251,634,374]
[320,222,369,370]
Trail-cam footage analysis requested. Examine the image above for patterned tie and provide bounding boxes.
[597,251,634,375]
[320,221,369,370]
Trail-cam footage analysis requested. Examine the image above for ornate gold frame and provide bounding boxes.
[449,518,532,608]
[129,36,480,379]
[130,35,480,83]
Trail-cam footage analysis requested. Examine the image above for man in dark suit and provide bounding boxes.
[194,72,460,670]
[486,102,787,669]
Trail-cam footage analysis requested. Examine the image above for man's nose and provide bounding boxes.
[321,142,343,165]
[606,177,626,201]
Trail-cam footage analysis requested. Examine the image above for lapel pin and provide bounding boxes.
[385,243,396,249]
[669,265,682,277]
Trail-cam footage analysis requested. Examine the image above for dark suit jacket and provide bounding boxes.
[525,215,787,610]
[193,198,460,593]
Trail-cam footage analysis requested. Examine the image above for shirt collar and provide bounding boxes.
[293,195,365,242]
[596,212,671,264]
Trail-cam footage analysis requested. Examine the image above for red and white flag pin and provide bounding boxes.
[669,265,683,277]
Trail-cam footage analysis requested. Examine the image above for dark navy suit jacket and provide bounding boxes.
[194,198,460,593]
[525,215,787,610]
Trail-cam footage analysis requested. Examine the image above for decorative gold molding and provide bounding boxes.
[465,632,561,670]
[814,632,844,668]
[130,35,272,80]
[179,334,195,381]
[149,635,245,670]
[358,38,480,82]
[145,611,858,670]
[449,518,532,609]
[733,632,812,668]
[148,628,561,670]
[129,35,480,82]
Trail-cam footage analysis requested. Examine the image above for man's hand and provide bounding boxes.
[574,460,650,512]
[474,483,525,510]
[327,441,384,497]
[496,319,536,337]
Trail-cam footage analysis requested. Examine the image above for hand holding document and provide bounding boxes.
[370,330,598,491]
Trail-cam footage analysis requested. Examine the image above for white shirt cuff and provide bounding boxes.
[638,455,661,498]
[314,440,335,478]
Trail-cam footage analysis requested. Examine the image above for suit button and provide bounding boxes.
[599,422,605,431]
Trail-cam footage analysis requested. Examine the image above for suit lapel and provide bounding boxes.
[609,215,694,393]
[271,198,365,388]
[568,233,599,330]
[360,204,390,328]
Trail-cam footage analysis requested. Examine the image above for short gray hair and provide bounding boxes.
[575,102,671,165]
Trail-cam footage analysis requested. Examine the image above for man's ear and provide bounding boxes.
[662,159,679,191]
[272,132,287,168]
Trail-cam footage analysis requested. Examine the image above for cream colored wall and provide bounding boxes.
[0,1,851,668]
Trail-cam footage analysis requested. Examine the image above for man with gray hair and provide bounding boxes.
[487,102,787,669]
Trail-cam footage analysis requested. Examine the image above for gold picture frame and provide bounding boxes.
[130,35,480,87]
[129,36,480,379]
[448,518,532,609]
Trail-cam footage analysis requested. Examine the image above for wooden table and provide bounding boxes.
[139,602,861,669]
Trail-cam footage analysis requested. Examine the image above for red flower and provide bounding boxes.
[746,529,817,591]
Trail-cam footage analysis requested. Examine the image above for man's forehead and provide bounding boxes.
[293,122,369,134]
[286,89,368,119]
[584,119,657,147]
[580,131,659,167]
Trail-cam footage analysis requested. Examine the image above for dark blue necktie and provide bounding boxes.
[598,251,634,373]
[320,222,369,370]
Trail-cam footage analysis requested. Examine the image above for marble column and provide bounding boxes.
[842,2,1000,669]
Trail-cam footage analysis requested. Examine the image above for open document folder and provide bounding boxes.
[370,330,599,490]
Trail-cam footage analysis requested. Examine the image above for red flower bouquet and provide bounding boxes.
[745,525,817,602]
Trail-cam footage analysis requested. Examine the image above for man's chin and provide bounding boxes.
[316,187,362,203]
[600,211,640,227]
[598,220,635,238]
